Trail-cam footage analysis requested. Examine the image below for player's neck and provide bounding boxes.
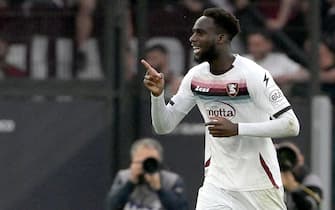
[209,53,235,75]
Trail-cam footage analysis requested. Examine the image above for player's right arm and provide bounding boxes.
[142,59,164,96]
[142,59,196,134]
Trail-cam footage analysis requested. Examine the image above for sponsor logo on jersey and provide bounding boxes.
[226,83,239,97]
[205,101,236,120]
[194,85,210,93]
[269,89,283,104]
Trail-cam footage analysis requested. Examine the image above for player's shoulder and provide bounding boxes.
[182,62,209,81]
[236,55,273,88]
[186,62,209,75]
[236,55,268,75]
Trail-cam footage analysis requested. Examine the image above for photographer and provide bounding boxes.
[106,138,188,210]
[277,142,323,210]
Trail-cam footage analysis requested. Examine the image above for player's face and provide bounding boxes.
[189,16,220,63]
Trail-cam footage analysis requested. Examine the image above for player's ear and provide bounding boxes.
[217,34,227,44]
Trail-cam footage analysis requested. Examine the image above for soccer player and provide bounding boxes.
[142,8,300,210]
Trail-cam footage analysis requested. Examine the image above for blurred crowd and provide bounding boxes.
[0,0,335,101]
[126,0,335,101]
[0,0,103,80]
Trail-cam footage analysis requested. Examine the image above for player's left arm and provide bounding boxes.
[205,109,299,138]
[238,109,299,137]
[238,70,300,138]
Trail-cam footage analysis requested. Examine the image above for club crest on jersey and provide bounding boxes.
[227,83,239,97]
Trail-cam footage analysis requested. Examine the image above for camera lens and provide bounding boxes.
[142,157,160,174]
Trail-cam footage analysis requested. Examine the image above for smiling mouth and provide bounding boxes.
[193,47,201,54]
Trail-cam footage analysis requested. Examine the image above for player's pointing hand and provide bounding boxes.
[205,117,238,137]
[141,59,161,78]
[142,59,165,97]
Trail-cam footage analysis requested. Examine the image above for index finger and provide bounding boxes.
[141,59,161,78]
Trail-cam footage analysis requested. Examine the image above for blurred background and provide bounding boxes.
[0,0,334,209]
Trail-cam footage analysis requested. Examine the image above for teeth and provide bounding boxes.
[193,47,200,54]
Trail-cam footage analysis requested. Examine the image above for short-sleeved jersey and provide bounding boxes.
[169,55,291,191]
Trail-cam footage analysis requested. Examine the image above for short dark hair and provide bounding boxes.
[203,8,240,40]
[145,44,168,55]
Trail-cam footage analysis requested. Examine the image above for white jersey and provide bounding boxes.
[168,55,291,191]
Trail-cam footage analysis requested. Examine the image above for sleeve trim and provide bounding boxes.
[273,106,292,118]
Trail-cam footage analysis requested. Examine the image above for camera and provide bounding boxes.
[277,146,298,172]
[142,157,160,174]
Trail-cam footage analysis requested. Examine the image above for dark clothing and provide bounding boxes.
[285,166,323,210]
[106,169,188,210]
